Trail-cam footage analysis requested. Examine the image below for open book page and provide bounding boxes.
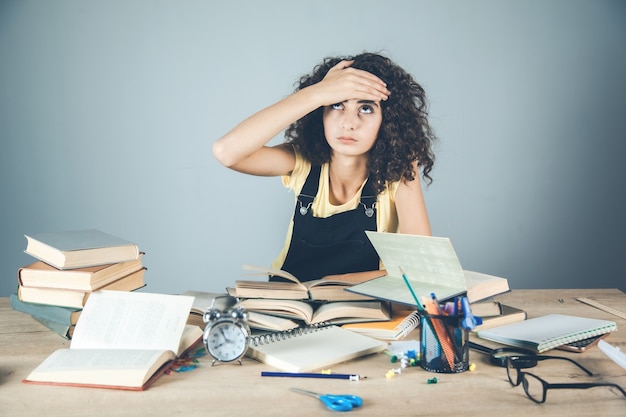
[238,265,378,301]
[248,311,300,331]
[312,301,391,324]
[347,232,467,305]
[235,280,309,300]
[25,349,174,388]
[241,264,305,287]
[241,298,314,323]
[70,291,194,355]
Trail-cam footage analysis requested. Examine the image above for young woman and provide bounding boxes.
[213,52,436,283]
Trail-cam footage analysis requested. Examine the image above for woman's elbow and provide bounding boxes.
[212,139,236,168]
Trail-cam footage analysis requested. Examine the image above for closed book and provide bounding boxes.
[24,229,140,270]
[18,257,144,291]
[18,268,146,308]
[477,313,617,352]
[469,300,503,317]
[471,304,527,332]
[32,315,75,340]
[10,293,81,325]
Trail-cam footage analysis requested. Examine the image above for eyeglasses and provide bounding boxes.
[506,356,626,403]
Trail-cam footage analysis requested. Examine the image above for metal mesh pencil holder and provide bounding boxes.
[420,314,469,373]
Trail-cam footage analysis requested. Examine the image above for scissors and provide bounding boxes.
[290,387,363,412]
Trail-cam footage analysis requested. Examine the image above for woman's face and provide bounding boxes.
[322,99,383,157]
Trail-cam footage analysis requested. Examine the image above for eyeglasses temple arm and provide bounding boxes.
[547,382,626,397]
[537,356,593,376]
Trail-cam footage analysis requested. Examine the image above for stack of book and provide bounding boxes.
[11,229,146,339]
[227,265,392,332]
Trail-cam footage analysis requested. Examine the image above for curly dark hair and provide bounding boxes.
[284,52,436,194]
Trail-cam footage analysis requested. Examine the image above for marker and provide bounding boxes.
[261,371,365,381]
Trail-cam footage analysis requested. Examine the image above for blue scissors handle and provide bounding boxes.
[320,394,363,411]
[290,388,363,412]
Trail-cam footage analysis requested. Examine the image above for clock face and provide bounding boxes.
[206,321,249,362]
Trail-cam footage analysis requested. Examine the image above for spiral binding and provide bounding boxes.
[397,311,421,338]
[250,322,332,347]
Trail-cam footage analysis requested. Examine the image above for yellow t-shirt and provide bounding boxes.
[271,151,400,270]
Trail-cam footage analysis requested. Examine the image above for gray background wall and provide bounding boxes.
[1,0,625,298]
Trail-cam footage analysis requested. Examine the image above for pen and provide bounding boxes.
[261,371,366,381]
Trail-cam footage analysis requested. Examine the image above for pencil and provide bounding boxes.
[261,371,364,381]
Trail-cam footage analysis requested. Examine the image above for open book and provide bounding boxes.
[345,232,510,305]
[23,291,202,390]
[471,304,527,332]
[232,265,374,301]
[181,290,228,328]
[240,298,391,326]
[346,232,468,305]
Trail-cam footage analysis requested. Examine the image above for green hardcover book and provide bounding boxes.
[32,315,74,340]
[10,293,81,326]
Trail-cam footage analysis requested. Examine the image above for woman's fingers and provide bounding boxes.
[318,61,390,104]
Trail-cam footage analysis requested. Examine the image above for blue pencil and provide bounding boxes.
[261,371,364,381]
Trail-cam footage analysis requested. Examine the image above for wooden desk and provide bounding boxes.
[1,289,625,416]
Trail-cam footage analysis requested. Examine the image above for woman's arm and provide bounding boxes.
[212,61,389,176]
[395,160,432,236]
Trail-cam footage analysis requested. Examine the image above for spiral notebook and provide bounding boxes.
[477,314,617,353]
[341,311,420,341]
[246,325,387,372]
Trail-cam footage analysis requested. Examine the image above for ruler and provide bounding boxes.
[576,297,626,320]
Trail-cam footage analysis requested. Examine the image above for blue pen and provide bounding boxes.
[460,297,483,330]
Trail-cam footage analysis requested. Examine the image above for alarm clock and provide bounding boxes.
[202,295,250,365]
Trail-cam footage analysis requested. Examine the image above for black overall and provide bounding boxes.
[276,165,380,282]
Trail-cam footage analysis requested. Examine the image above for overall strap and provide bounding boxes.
[296,165,321,216]
[297,164,377,217]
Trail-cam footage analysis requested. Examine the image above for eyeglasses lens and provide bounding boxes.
[506,364,518,386]
[506,358,522,386]
[522,373,546,403]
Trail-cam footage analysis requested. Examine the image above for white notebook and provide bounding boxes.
[246,325,387,372]
[477,314,617,353]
